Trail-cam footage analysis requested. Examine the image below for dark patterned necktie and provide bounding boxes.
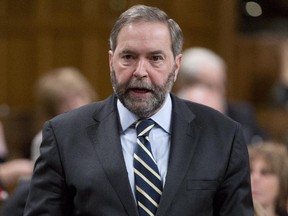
[134,119,162,216]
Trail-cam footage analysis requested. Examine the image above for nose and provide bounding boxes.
[250,171,260,185]
[133,58,148,78]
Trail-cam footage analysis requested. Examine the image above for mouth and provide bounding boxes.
[129,88,152,96]
[132,88,150,92]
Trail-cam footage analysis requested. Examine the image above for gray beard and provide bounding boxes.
[110,68,175,118]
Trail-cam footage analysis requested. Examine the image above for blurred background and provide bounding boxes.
[0,0,288,159]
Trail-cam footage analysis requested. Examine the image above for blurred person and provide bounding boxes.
[24,5,253,216]
[0,67,97,215]
[177,47,266,144]
[31,67,97,161]
[177,83,225,113]
[0,179,30,215]
[271,39,288,108]
[0,120,33,204]
[0,121,8,162]
[249,141,288,216]
[176,47,227,96]
[271,80,288,108]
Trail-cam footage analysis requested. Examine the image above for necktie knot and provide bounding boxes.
[136,119,155,137]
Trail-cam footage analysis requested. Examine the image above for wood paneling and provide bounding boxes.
[0,0,113,108]
[257,106,288,145]
[233,36,282,103]
[0,38,8,102]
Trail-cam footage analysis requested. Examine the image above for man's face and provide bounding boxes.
[109,21,181,118]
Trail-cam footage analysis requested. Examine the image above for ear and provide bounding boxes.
[173,54,182,82]
[108,50,114,72]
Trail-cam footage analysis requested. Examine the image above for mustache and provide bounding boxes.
[125,79,154,91]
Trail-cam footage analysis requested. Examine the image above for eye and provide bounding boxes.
[120,53,136,65]
[122,54,134,60]
[150,55,164,62]
[260,169,273,176]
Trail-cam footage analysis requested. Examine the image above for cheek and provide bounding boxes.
[113,68,133,85]
[260,179,280,206]
[269,178,280,198]
[150,70,173,86]
[112,61,130,81]
[260,178,280,200]
[150,74,165,85]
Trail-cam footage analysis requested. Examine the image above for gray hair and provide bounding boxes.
[109,4,183,57]
[179,47,227,79]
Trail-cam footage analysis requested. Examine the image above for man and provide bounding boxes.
[24,5,253,216]
[177,47,266,144]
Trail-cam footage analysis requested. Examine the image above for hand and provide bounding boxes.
[0,159,33,187]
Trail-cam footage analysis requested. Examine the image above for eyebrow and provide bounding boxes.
[118,49,134,55]
[149,50,165,55]
[120,48,165,54]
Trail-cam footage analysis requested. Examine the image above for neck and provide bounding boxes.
[263,204,277,216]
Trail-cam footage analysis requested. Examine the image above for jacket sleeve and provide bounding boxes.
[213,124,254,216]
[24,121,73,216]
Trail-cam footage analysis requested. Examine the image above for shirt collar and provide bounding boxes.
[117,94,172,134]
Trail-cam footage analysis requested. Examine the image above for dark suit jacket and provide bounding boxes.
[24,94,253,216]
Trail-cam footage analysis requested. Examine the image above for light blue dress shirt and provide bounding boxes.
[117,94,172,198]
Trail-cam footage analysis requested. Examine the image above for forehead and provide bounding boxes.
[251,156,272,170]
[116,21,172,52]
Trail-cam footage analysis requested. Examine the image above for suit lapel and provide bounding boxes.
[157,95,201,216]
[86,95,138,216]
